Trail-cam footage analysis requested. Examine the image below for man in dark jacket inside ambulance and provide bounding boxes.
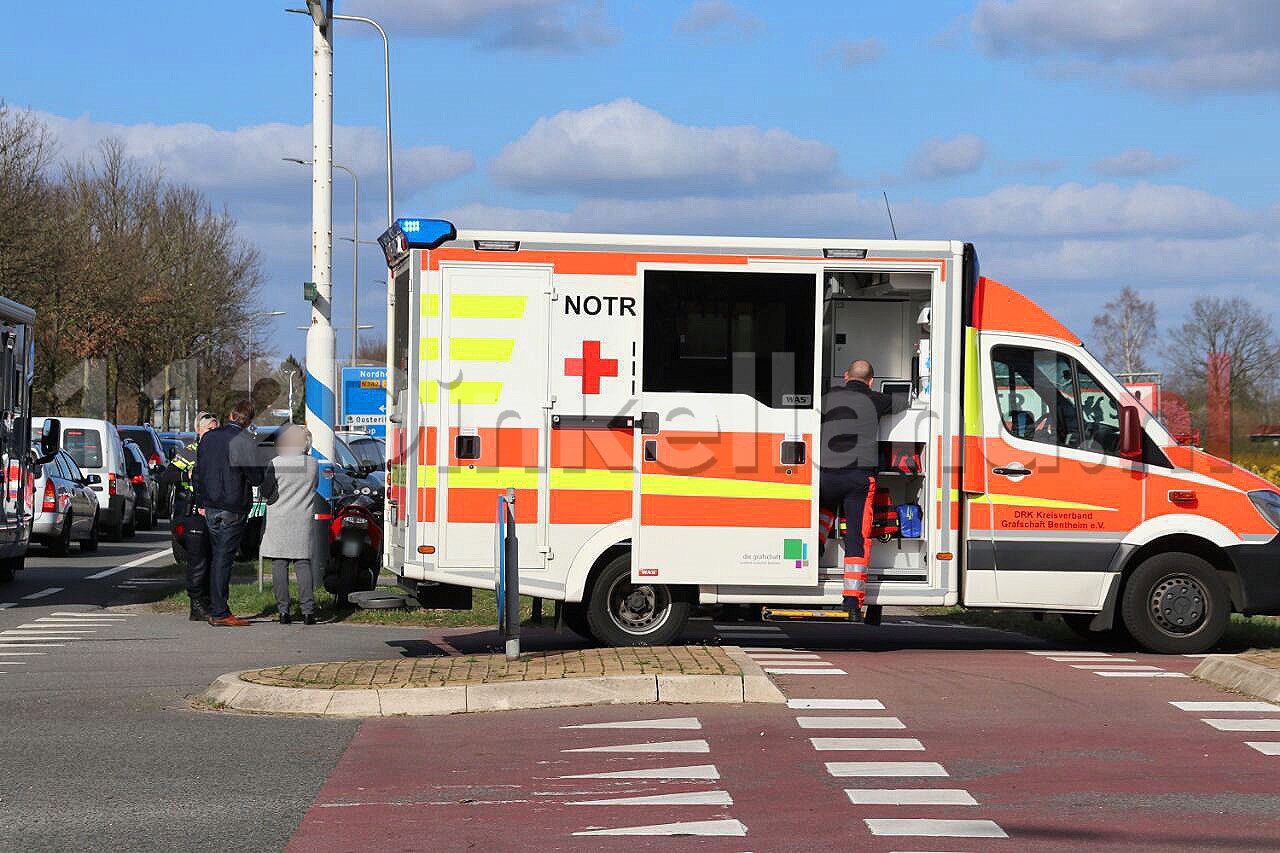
[819,360,905,621]
[193,400,266,626]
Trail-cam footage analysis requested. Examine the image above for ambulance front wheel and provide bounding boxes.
[1120,552,1229,654]
[585,554,692,647]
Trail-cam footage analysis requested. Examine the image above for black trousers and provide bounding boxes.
[182,510,212,612]
[819,467,876,560]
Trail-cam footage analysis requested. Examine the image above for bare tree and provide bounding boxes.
[1165,296,1280,406]
[1091,286,1156,374]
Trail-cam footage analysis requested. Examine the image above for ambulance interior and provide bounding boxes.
[819,269,932,584]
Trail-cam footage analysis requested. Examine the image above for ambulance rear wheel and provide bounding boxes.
[586,554,692,647]
[1121,552,1229,654]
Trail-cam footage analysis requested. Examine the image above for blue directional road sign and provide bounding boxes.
[340,366,388,438]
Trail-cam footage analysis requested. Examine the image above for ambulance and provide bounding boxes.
[374,219,1280,654]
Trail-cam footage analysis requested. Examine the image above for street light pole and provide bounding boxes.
[331,13,393,227]
[302,0,336,461]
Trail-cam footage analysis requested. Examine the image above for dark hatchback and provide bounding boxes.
[118,424,171,518]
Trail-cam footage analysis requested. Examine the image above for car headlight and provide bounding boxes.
[1248,490,1280,530]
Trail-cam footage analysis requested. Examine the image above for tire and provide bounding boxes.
[1120,552,1230,654]
[0,556,19,583]
[327,555,361,605]
[584,552,692,647]
[47,517,73,557]
[79,511,100,553]
[561,602,594,640]
[138,505,154,531]
[123,513,136,538]
[1061,613,1131,647]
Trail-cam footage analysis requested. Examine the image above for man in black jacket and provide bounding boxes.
[193,400,265,626]
[819,360,905,620]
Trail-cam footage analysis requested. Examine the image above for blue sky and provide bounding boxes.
[3,0,1277,366]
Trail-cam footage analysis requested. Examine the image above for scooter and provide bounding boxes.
[323,490,382,605]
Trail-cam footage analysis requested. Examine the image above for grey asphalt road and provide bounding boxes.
[0,532,421,852]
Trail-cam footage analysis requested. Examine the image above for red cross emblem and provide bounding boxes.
[565,340,618,395]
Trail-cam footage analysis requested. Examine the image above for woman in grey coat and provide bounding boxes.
[260,424,320,624]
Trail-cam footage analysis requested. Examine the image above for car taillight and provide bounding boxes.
[108,472,117,496]
[130,474,145,485]
[149,453,162,467]
[42,479,57,513]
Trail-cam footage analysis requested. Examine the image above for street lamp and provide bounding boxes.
[287,8,393,227]
[286,157,360,368]
[249,310,288,396]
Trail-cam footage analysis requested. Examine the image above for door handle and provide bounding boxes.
[992,465,1032,478]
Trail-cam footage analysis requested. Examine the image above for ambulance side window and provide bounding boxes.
[991,346,1080,449]
[1075,365,1122,455]
[643,270,815,409]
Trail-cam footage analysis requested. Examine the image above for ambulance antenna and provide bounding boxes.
[882,191,899,240]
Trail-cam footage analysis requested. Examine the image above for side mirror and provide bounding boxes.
[39,418,61,461]
[85,473,102,485]
[1120,405,1143,460]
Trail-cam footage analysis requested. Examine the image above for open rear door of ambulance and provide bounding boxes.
[634,265,822,588]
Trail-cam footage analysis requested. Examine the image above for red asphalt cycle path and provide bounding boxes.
[288,619,1280,852]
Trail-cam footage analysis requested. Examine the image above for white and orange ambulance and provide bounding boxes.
[374,219,1280,653]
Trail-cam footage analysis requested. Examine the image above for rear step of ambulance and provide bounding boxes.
[763,605,882,626]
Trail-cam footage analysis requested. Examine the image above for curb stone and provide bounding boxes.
[198,647,786,717]
[1193,655,1280,705]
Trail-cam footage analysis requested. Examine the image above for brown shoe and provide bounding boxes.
[208,615,252,627]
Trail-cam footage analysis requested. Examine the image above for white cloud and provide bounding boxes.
[1093,147,1188,177]
[673,1,764,39]
[490,98,843,197]
[825,38,884,70]
[972,0,1280,93]
[905,134,987,180]
[343,0,619,53]
[37,112,474,203]
[999,157,1065,176]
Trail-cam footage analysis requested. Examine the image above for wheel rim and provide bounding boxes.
[1148,572,1209,636]
[605,574,672,637]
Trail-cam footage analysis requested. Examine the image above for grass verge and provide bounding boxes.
[924,606,1280,653]
[146,560,532,627]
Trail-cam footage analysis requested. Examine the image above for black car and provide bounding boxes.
[118,424,171,518]
[122,441,158,531]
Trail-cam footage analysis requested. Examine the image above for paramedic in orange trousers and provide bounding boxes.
[819,360,905,621]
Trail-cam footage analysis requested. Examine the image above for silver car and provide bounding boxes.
[30,448,100,555]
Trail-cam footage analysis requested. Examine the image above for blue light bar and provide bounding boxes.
[377,218,457,265]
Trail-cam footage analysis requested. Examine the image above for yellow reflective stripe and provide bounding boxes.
[419,379,438,403]
[446,466,540,489]
[416,465,437,484]
[551,468,633,491]
[449,337,514,362]
[422,293,440,317]
[964,326,983,435]
[969,494,1117,512]
[452,294,527,319]
[640,474,811,500]
[420,337,439,360]
[449,382,502,405]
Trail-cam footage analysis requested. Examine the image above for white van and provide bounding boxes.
[33,417,136,541]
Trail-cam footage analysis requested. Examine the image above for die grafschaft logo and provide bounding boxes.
[741,539,809,569]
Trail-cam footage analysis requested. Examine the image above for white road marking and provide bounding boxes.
[568,789,733,806]
[0,643,65,648]
[0,603,15,610]
[742,647,797,652]
[1182,654,1214,658]
[573,819,747,837]
[755,660,834,667]
[0,634,84,641]
[34,617,124,623]
[562,739,710,754]
[84,549,171,579]
[798,716,905,730]
[1026,651,1110,656]
[1095,671,1188,678]
[51,611,137,618]
[1202,719,1280,732]
[0,661,28,665]
[1172,701,1280,712]
[558,764,719,781]
[811,738,925,751]
[21,588,62,600]
[764,667,847,675]
[788,699,885,710]
[827,762,948,778]
[1050,656,1136,662]
[1070,664,1162,671]
[865,818,1007,838]
[562,717,702,730]
[1245,742,1280,755]
[0,651,44,655]
[10,627,96,633]
[747,653,822,660]
[846,789,977,806]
